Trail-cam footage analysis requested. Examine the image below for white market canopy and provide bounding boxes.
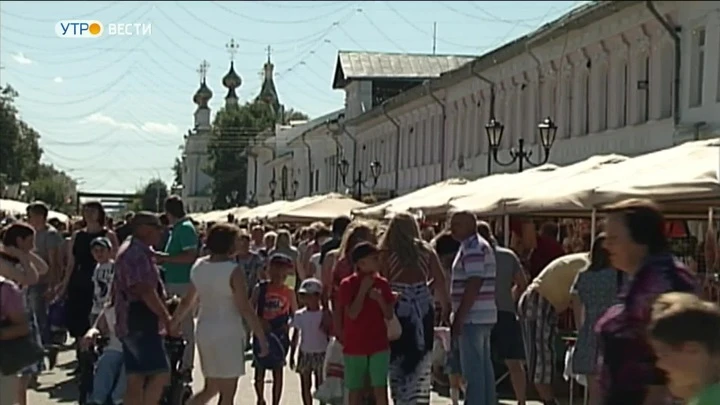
[188,206,250,223]
[450,154,628,215]
[0,199,69,223]
[352,178,472,219]
[236,199,294,221]
[267,193,367,223]
[591,139,720,211]
[452,139,720,216]
[415,164,562,217]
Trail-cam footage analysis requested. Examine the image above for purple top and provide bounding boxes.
[112,237,164,337]
[0,278,24,321]
[595,253,697,404]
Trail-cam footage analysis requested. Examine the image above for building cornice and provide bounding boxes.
[345,1,642,129]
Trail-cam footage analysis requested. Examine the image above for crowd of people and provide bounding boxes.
[0,196,719,405]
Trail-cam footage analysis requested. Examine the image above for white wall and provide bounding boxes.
[333,1,719,197]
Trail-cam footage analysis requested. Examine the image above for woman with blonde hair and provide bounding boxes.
[379,212,451,405]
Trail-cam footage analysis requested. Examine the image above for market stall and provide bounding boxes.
[236,199,294,221]
[189,206,250,223]
[449,154,627,216]
[492,139,720,216]
[0,198,70,223]
[352,178,471,219]
[266,193,367,223]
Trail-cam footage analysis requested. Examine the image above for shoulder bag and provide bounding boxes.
[0,280,45,375]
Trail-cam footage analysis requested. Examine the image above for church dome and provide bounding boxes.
[222,61,242,89]
[193,80,213,107]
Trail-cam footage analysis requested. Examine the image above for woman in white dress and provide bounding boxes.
[172,223,268,405]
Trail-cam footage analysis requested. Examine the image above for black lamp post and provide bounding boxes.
[247,190,257,206]
[338,158,381,200]
[485,116,558,173]
[269,170,277,202]
[279,165,299,199]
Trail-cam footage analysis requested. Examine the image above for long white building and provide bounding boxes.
[253,0,720,201]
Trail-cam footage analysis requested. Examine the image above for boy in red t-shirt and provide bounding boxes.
[336,242,394,405]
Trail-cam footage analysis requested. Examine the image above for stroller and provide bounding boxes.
[161,335,193,405]
[78,336,192,405]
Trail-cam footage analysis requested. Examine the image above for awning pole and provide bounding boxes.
[590,209,597,245]
[504,215,510,247]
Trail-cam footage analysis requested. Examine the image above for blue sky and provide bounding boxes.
[0,1,583,193]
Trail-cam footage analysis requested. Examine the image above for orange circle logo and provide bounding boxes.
[89,22,101,35]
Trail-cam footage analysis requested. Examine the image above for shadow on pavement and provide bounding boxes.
[34,376,79,403]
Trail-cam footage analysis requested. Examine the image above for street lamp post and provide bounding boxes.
[485,117,558,173]
[337,158,382,201]
[247,190,258,206]
[279,166,299,199]
[269,176,277,202]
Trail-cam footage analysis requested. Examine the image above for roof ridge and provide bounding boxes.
[337,50,477,59]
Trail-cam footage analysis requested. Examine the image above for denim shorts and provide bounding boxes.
[120,331,169,375]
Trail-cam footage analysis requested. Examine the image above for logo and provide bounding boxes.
[56,20,152,38]
[55,20,103,38]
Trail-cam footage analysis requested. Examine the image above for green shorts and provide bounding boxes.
[343,351,390,390]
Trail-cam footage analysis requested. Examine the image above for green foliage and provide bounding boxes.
[207,101,276,209]
[0,85,77,213]
[130,178,169,213]
[283,108,309,123]
[0,85,42,190]
[27,164,77,213]
[127,179,168,213]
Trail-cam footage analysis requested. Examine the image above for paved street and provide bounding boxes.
[27,349,550,404]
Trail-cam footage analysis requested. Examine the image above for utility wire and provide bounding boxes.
[210,1,356,25]
[0,1,121,23]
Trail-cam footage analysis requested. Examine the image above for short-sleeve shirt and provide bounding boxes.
[34,225,63,263]
[163,218,198,284]
[337,273,394,356]
[690,383,720,405]
[291,308,329,353]
[450,233,497,325]
[34,226,63,282]
[531,253,589,312]
[494,246,523,313]
[0,277,25,321]
[113,238,165,337]
[92,260,115,315]
[260,283,293,321]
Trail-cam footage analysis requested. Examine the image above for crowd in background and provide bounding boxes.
[0,196,719,405]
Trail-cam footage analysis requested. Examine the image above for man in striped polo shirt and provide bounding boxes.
[447,210,497,405]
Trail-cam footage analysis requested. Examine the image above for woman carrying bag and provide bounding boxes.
[0,276,34,405]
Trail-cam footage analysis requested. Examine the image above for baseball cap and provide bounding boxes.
[268,253,294,268]
[350,242,379,266]
[130,211,163,230]
[298,278,323,295]
[90,236,112,250]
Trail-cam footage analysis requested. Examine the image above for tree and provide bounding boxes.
[283,108,309,123]
[129,179,169,212]
[207,101,276,209]
[0,85,42,191]
[27,164,77,213]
